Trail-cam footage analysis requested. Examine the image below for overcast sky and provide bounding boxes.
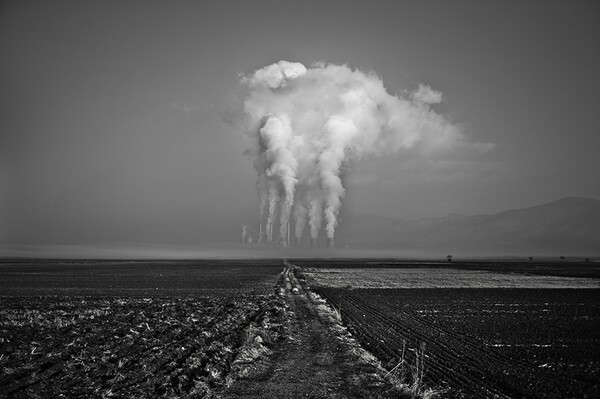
[2,0,599,254]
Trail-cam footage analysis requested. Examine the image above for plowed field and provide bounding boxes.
[314,287,600,398]
[0,294,286,398]
[0,260,285,398]
[2,259,598,398]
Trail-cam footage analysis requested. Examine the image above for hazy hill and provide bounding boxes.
[337,197,600,255]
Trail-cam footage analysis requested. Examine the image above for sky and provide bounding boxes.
[1,0,599,255]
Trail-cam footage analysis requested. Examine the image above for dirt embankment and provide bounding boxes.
[222,261,426,399]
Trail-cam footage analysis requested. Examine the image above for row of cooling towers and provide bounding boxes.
[242,222,334,248]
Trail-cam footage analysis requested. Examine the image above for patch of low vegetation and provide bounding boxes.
[301,267,600,289]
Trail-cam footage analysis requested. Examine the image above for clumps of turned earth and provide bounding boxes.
[0,294,287,399]
[226,300,288,382]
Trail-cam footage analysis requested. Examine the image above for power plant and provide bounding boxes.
[242,222,334,249]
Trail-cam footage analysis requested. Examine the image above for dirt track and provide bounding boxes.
[222,262,405,399]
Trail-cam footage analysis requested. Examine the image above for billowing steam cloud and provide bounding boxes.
[240,61,492,247]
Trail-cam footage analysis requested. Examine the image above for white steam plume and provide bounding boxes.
[241,225,249,244]
[307,185,324,239]
[266,181,279,244]
[241,61,492,244]
[292,200,307,239]
[259,115,298,245]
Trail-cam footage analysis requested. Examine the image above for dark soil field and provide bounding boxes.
[1,258,598,398]
[295,259,600,398]
[0,259,283,296]
[0,294,285,398]
[0,260,286,398]
[0,259,422,398]
[314,287,600,398]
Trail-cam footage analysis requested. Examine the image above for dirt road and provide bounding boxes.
[221,261,411,399]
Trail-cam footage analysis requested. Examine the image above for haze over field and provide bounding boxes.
[2,1,599,258]
[336,197,600,255]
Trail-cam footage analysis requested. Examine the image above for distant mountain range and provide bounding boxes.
[337,197,600,255]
